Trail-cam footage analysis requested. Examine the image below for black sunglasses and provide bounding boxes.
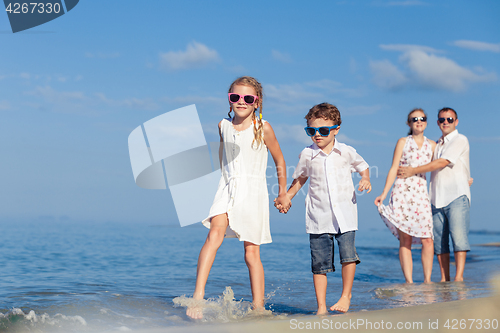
[228,93,258,105]
[438,117,455,124]
[304,125,339,137]
[410,116,427,123]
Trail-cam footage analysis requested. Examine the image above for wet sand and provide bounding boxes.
[157,275,500,333]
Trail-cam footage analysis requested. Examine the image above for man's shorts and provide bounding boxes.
[432,195,470,254]
[309,231,360,274]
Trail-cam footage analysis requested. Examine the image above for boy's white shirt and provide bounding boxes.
[292,140,369,234]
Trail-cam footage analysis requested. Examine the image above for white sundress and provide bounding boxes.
[378,135,434,244]
[201,118,271,245]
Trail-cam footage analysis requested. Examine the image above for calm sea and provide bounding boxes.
[1,220,499,332]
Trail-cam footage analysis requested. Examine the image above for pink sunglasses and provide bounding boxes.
[228,93,259,105]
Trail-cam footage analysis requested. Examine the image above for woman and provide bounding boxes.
[374,108,435,284]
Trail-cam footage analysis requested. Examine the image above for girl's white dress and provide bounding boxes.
[202,118,271,245]
[378,135,434,244]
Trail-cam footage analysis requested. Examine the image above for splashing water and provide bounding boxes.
[0,308,87,332]
[173,286,275,322]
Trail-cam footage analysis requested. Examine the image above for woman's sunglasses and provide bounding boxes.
[304,125,339,137]
[410,116,427,123]
[438,117,455,124]
[228,93,258,105]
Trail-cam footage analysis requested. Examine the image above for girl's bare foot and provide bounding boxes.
[186,297,204,319]
[330,295,351,313]
[186,305,203,319]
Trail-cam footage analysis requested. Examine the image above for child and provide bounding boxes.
[186,76,291,319]
[276,103,371,314]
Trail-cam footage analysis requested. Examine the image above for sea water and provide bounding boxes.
[0,220,499,332]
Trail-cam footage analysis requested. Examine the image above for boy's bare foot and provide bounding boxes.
[316,308,328,316]
[330,295,351,313]
[316,306,328,316]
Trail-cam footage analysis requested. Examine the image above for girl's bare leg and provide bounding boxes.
[421,238,434,283]
[187,214,228,319]
[330,262,355,313]
[313,273,328,315]
[244,241,265,310]
[398,229,413,283]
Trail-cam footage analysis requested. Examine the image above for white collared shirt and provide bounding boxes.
[430,129,471,208]
[292,140,369,234]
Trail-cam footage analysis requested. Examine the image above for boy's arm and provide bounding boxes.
[287,176,309,200]
[358,168,371,193]
[274,175,308,214]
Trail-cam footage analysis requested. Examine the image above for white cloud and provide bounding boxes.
[452,40,500,53]
[265,83,323,103]
[380,44,442,53]
[336,133,364,145]
[272,124,311,145]
[370,59,408,90]
[159,41,220,71]
[372,44,497,92]
[26,86,85,103]
[272,50,293,63]
[402,50,496,91]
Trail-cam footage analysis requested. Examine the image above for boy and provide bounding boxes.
[276,103,371,314]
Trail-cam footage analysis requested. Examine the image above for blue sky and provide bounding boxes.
[1,0,499,231]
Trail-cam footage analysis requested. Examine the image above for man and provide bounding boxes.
[398,107,471,282]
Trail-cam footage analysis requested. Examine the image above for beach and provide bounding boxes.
[1,221,499,332]
[161,276,500,333]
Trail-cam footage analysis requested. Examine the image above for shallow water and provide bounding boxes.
[0,221,499,332]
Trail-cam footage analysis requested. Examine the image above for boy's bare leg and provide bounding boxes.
[313,273,328,315]
[330,262,355,313]
[187,214,228,319]
[398,230,413,283]
[421,238,434,284]
[454,251,466,282]
[244,241,265,310]
[437,253,450,282]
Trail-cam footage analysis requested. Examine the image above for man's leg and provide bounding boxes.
[447,195,471,281]
[437,253,450,282]
[454,251,467,282]
[432,205,450,282]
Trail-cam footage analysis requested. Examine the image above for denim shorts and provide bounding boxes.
[432,195,470,254]
[309,231,360,274]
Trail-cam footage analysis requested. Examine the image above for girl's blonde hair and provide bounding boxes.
[407,108,426,135]
[228,76,264,148]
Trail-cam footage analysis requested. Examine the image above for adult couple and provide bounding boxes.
[375,107,471,283]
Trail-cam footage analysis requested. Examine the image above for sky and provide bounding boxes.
[1,0,499,232]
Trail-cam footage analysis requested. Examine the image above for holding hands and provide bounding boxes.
[274,194,292,214]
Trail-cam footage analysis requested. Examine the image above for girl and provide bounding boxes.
[187,76,291,319]
[374,109,435,284]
